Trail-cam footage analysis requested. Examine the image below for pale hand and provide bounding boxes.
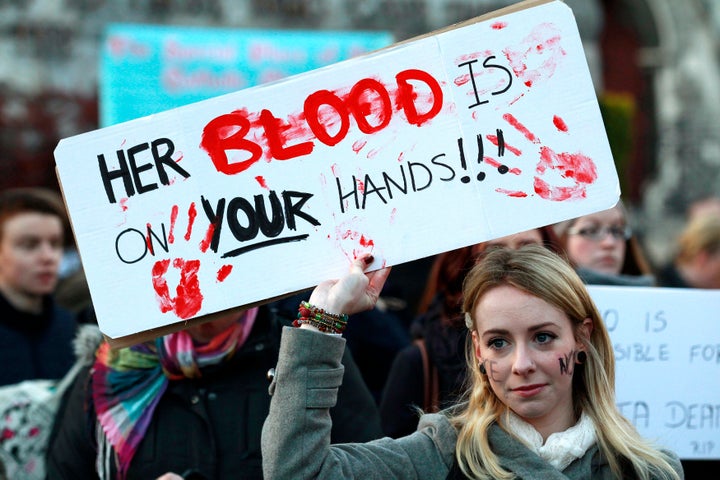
[308,254,391,316]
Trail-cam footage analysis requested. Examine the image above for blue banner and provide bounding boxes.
[100,24,393,126]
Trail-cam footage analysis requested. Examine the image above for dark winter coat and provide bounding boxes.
[379,295,468,438]
[46,303,382,480]
[0,293,76,387]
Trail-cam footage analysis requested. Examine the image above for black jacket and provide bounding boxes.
[46,303,382,479]
[379,296,468,438]
[0,293,77,387]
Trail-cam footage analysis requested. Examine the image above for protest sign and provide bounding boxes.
[55,0,619,346]
[100,24,393,125]
[589,286,720,460]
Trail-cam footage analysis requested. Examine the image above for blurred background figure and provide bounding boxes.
[0,187,78,480]
[47,304,381,479]
[0,187,77,387]
[687,196,720,221]
[553,201,655,287]
[54,263,93,322]
[378,226,561,438]
[656,207,720,289]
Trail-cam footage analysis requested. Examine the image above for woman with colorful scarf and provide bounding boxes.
[46,302,382,479]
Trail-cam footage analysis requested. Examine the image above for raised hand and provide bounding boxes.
[308,255,391,317]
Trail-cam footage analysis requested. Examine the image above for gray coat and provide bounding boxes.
[262,327,684,480]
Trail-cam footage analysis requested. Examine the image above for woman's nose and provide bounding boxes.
[40,242,62,263]
[511,345,536,375]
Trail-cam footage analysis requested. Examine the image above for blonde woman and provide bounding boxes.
[262,246,683,479]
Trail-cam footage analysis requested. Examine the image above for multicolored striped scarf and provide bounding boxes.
[91,308,258,479]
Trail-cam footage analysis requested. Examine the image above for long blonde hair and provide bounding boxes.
[450,245,680,480]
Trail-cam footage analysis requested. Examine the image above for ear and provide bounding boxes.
[576,317,594,350]
[471,330,483,363]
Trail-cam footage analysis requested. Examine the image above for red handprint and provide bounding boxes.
[151,258,203,319]
[501,113,598,201]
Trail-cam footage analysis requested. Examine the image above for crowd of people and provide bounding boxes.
[0,185,718,479]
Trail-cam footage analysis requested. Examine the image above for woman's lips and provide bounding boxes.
[36,272,57,284]
[512,384,545,397]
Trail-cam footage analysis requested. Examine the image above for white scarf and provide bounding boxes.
[505,411,597,471]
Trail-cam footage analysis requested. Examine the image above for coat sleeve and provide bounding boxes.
[268,299,382,443]
[45,366,100,479]
[261,327,455,480]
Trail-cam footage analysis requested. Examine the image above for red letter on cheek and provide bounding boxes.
[304,90,350,147]
[259,109,314,161]
[395,69,444,126]
[200,113,263,175]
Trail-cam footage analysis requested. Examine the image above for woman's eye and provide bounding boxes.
[578,227,600,236]
[488,338,507,349]
[535,332,556,344]
[18,239,38,250]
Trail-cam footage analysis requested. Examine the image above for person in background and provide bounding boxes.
[54,263,93,321]
[47,302,381,480]
[687,195,720,220]
[379,227,561,438]
[0,187,77,386]
[553,201,655,286]
[656,210,720,289]
[262,246,683,479]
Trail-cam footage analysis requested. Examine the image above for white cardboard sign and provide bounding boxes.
[589,286,720,460]
[55,0,619,344]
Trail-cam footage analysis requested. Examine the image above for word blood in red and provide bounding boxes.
[200,69,443,175]
[97,137,191,204]
[151,258,203,318]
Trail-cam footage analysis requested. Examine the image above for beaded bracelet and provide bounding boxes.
[293,301,349,334]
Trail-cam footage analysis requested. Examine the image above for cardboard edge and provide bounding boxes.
[54,164,93,274]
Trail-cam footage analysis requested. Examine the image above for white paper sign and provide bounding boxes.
[588,286,720,460]
[55,0,619,343]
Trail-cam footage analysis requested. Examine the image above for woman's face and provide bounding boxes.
[0,212,64,299]
[472,229,543,258]
[471,285,590,436]
[186,311,241,343]
[564,206,627,275]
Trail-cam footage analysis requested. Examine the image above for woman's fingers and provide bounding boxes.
[367,266,392,298]
[308,253,390,315]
